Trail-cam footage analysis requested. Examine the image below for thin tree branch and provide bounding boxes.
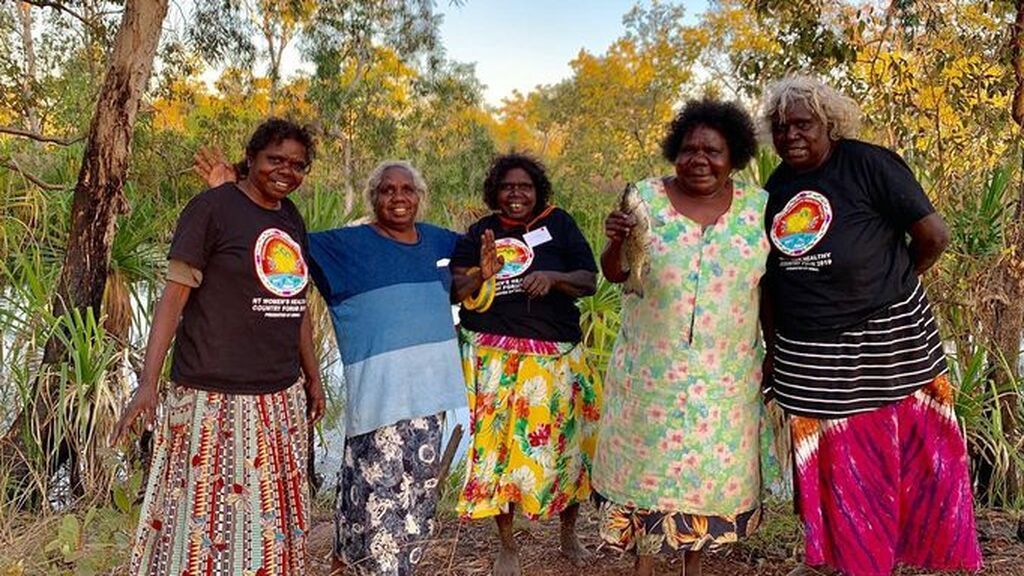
[1011,0,1024,222]
[20,0,100,32]
[0,125,84,145]
[18,3,41,134]
[866,2,898,82]
[1012,0,1024,129]
[0,157,65,191]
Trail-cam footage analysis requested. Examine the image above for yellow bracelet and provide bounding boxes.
[462,268,496,313]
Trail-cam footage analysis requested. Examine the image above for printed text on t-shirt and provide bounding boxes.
[251,297,307,318]
[779,252,832,273]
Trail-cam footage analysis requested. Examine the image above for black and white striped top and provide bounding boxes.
[766,280,946,419]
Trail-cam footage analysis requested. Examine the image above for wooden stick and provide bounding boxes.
[436,423,463,497]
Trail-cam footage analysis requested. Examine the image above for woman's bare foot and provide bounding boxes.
[560,529,592,566]
[494,511,521,576]
[559,504,592,566]
[494,545,521,576]
[329,555,345,576]
[634,554,655,576]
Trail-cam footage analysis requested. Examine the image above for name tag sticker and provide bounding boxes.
[523,226,553,248]
[436,258,450,268]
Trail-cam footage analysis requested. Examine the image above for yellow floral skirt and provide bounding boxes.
[456,329,601,520]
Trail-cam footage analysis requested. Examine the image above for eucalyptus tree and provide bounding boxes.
[0,0,169,506]
[534,2,703,189]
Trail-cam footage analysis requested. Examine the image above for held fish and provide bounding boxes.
[618,183,651,297]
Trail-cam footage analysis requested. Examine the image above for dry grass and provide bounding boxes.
[3,487,1021,574]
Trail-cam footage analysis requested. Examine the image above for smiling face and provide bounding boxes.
[245,138,309,206]
[372,166,420,229]
[771,98,834,173]
[674,124,732,197]
[496,167,537,221]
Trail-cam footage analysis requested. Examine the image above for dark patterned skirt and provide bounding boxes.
[596,493,761,556]
[334,413,444,576]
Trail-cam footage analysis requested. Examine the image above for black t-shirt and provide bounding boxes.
[452,207,597,343]
[764,139,935,337]
[169,183,310,394]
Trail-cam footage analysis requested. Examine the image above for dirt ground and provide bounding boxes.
[305,505,1024,575]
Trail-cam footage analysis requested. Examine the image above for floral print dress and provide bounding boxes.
[456,331,601,520]
[592,178,771,555]
[335,414,444,576]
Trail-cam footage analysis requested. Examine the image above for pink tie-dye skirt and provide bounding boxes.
[791,374,982,576]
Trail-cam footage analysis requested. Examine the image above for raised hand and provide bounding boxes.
[480,229,505,280]
[193,146,237,188]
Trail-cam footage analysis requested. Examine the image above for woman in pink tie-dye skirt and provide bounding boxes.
[759,75,982,576]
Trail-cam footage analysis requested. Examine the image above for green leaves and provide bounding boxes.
[947,164,1014,259]
[737,147,780,189]
[40,495,141,576]
[44,514,81,560]
[111,470,143,515]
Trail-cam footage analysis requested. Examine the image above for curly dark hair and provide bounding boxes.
[660,99,757,171]
[482,153,552,213]
[236,117,317,177]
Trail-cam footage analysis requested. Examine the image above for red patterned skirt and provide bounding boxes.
[128,381,310,576]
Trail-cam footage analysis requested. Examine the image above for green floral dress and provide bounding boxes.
[593,178,771,555]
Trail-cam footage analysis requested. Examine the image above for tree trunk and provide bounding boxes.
[262,18,280,115]
[343,131,356,215]
[0,0,170,504]
[17,2,41,134]
[269,34,289,114]
[50,0,168,348]
[1013,0,1024,135]
[985,0,1024,505]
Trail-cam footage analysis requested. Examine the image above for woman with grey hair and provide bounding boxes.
[309,159,502,576]
[759,75,981,576]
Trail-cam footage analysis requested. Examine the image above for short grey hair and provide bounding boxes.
[364,160,429,218]
[759,75,861,143]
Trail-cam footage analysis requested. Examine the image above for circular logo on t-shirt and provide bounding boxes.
[770,191,833,257]
[494,237,534,279]
[254,228,308,297]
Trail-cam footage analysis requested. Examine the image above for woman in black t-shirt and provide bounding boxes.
[760,76,981,576]
[451,153,600,576]
[110,119,325,576]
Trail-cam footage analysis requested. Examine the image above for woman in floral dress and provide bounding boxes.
[593,99,769,576]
